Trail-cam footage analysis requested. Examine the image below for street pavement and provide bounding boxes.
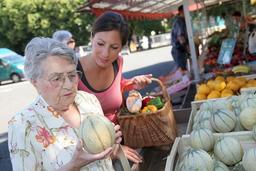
[0,45,174,135]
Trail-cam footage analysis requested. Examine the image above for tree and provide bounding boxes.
[0,0,94,54]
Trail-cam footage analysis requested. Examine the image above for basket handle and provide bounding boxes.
[121,77,171,107]
[150,78,170,102]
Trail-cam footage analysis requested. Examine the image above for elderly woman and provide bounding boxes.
[8,37,122,171]
[52,30,76,49]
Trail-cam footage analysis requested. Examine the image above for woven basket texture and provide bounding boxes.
[118,78,177,148]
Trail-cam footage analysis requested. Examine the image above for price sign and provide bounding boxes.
[217,38,236,64]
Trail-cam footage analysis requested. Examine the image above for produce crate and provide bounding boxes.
[165,131,256,171]
[240,87,256,94]
[240,73,256,80]
[185,97,229,134]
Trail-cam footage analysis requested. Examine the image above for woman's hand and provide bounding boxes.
[131,74,152,89]
[63,140,113,171]
[121,145,143,164]
[114,124,122,144]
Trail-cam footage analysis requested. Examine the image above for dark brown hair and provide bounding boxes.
[91,11,129,46]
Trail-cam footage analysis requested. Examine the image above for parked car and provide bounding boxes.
[0,48,25,84]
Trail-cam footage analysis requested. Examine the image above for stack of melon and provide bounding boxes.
[195,76,256,101]
[176,128,256,171]
[192,93,256,133]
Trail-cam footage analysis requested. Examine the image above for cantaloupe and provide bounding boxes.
[190,128,214,151]
[239,107,256,130]
[240,94,256,109]
[242,148,256,171]
[214,137,243,166]
[79,114,115,154]
[252,125,256,141]
[178,148,214,171]
[213,160,229,171]
[210,109,236,133]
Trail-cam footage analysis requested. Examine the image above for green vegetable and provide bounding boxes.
[148,97,164,109]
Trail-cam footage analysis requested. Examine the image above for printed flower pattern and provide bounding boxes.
[35,126,56,148]
[8,91,113,171]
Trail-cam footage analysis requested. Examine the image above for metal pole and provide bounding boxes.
[183,0,200,81]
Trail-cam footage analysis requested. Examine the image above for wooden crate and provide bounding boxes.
[165,131,256,171]
[240,87,256,94]
[185,97,230,134]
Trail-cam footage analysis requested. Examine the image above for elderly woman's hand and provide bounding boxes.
[131,74,152,90]
[63,140,113,171]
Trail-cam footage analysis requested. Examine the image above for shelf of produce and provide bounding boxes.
[165,131,256,171]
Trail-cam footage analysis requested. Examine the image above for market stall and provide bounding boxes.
[78,1,256,170]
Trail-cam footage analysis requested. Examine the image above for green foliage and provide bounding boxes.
[0,0,94,54]
[129,19,170,37]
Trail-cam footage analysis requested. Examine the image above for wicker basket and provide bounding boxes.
[118,78,177,148]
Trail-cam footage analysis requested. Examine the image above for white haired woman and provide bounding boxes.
[8,37,122,171]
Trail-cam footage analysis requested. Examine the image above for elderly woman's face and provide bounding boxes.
[33,56,78,112]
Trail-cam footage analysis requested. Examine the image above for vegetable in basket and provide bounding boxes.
[141,105,158,113]
[142,96,154,107]
[126,90,142,113]
[147,96,164,109]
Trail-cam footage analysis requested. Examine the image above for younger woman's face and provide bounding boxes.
[91,30,122,68]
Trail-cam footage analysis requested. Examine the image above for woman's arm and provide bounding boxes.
[121,74,152,92]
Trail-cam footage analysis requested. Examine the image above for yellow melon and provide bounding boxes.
[215,76,225,82]
[207,90,221,99]
[234,78,247,87]
[207,80,215,90]
[195,93,207,101]
[198,84,211,95]
[226,81,240,92]
[226,76,235,82]
[213,81,226,92]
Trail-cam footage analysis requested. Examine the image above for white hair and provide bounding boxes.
[24,37,78,80]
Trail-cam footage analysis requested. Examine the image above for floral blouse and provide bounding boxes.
[8,91,115,171]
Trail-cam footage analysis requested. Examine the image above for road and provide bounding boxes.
[0,46,173,134]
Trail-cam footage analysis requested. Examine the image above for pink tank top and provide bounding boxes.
[78,57,132,124]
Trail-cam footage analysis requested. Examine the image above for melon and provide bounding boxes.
[195,93,207,101]
[193,119,214,132]
[242,148,256,171]
[240,94,256,109]
[212,99,233,112]
[232,161,246,171]
[178,148,214,171]
[79,114,115,154]
[198,84,211,95]
[210,109,236,133]
[200,101,214,112]
[194,109,212,123]
[252,125,256,141]
[227,95,241,116]
[239,107,256,130]
[214,137,243,166]
[190,128,214,151]
[213,160,229,171]
[207,90,221,99]
[193,110,214,132]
